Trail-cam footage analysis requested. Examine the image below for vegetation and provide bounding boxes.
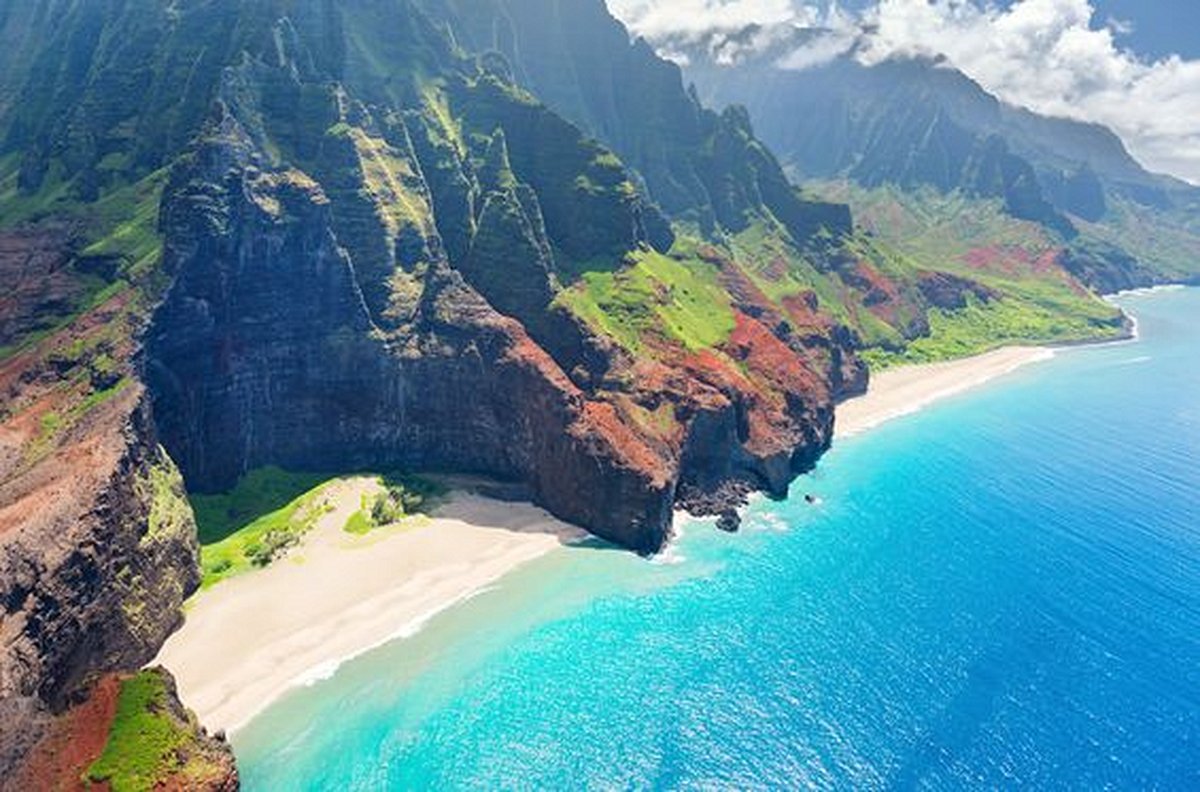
[138,451,193,546]
[342,508,375,536]
[556,245,735,353]
[798,182,1134,363]
[865,294,1126,368]
[344,475,445,535]
[21,377,133,467]
[191,468,337,589]
[0,165,168,362]
[85,671,201,792]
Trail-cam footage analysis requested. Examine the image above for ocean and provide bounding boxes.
[234,287,1199,790]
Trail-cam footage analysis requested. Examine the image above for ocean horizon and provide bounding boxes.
[234,286,1200,790]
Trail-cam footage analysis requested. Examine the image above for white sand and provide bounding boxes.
[154,480,585,734]
[835,346,1055,438]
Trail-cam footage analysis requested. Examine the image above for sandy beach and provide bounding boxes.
[835,346,1055,438]
[155,481,585,734]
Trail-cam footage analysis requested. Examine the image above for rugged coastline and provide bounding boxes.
[0,0,1193,788]
[155,338,1090,742]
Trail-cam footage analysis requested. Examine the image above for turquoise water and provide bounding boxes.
[236,288,1200,789]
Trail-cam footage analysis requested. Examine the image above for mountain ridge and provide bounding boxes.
[659,25,1200,291]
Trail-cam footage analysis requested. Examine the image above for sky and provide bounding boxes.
[606,0,1200,184]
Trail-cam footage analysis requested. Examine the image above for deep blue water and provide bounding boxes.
[235,288,1200,790]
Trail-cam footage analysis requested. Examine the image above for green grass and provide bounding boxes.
[864,294,1126,368]
[191,468,337,589]
[725,219,916,349]
[556,246,735,353]
[344,474,446,535]
[343,507,375,536]
[78,170,168,279]
[86,671,196,792]
[0,167,167,363]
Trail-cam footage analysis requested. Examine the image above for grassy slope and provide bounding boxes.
[556,246,735,353]
[867,295,1119,368]
[810,181,1128,366]
[0,158,168,360]
[85,671,213,792]
[556,177,1129,380]
[1076,193,1200,281]
[191,468,338,589]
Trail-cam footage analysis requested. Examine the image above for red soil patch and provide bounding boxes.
[678,348,755,396]
[578,400,671,482]
[780,291,828,333]
[7,675,121,792]
[726,312,824,399]
[722,311,829,452]
[962,244,1063,279]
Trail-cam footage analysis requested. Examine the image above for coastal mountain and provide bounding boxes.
[0,0,854,783]
[663,27,1200,294]
[0,0,1141,787]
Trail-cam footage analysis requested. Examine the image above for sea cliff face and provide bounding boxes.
[140,13,859,550]
[0,352,233,783]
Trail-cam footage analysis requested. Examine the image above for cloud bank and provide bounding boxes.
[607,0,1200,185]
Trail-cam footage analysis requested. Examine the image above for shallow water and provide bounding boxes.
[235,287,1200,790]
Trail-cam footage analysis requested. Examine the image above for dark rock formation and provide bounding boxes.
[917,271,1000,311]
[0,228,84,350]
[0,383,202,776]
[1060,240,1159,294]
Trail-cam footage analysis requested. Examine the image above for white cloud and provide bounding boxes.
[606,0,1200,185]
[607,0,805,39]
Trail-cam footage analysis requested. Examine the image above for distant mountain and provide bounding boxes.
[417,0,852,242]
[666,26,1200,290]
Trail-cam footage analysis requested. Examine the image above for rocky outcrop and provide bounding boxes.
[0,228,85,350]
[1060,239,1159,294]
[916,271,1000,311]
[3,668,237,792]
[0,372,204,777]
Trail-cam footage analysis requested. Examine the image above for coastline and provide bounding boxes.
[155,483,586,735]
[834,286,1179,440]
[835,346,1056,439]
[166,332,1131,736]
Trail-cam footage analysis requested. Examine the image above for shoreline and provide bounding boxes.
[834,346,1056,439]
[164,327,1144,735]
[155,484,586,735]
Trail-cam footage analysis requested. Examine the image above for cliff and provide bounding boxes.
[0,294,234,784]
